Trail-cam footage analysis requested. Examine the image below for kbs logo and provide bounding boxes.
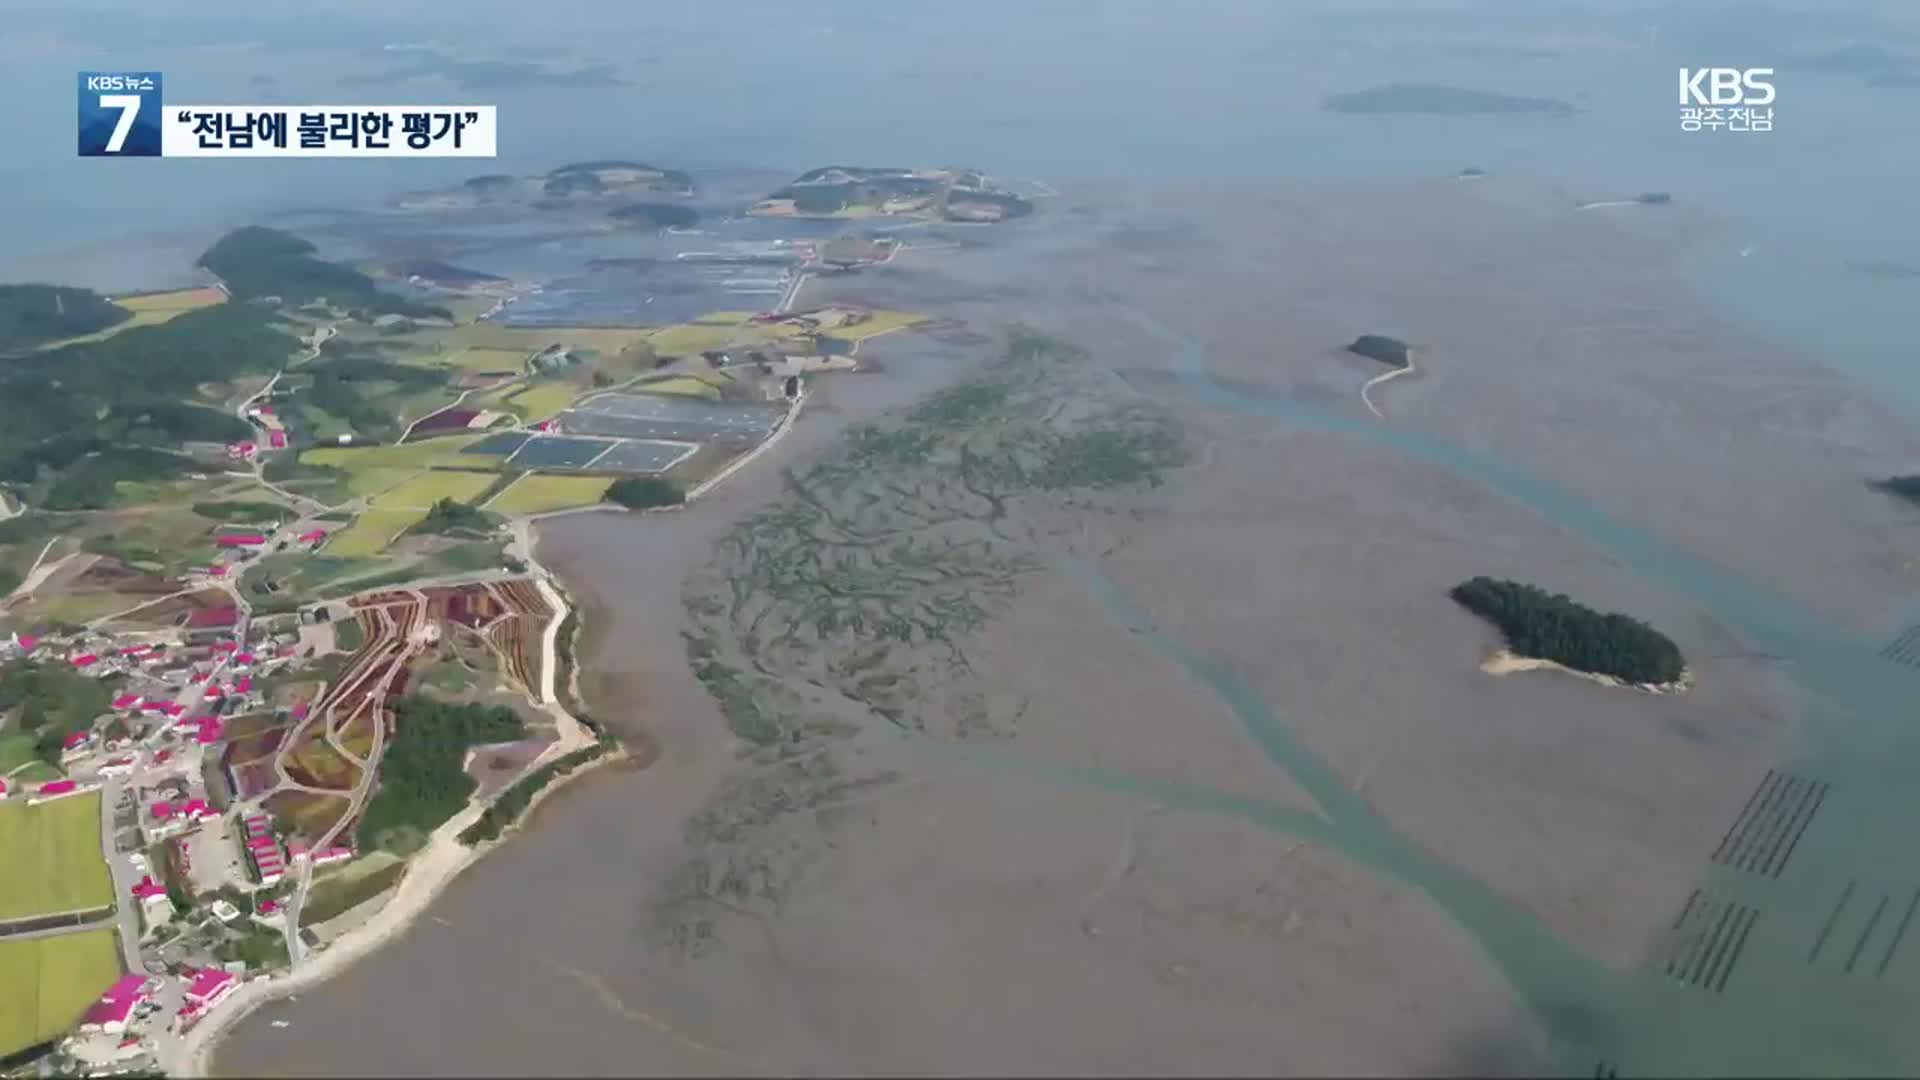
[78,71,163,156]
[1678,68,1774,132]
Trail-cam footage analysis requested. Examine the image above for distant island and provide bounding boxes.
[1323,83,1575,117]
[1458,166,1487,178]
[1871,474,1920,506]
[395,161,694,210]
[1450,576,1688,690]
[750,166,1034,223]
[1636,192,1673,205]
[1848,259,1920,281]
[1348,334,1411,368]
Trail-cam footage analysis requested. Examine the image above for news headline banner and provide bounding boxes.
[79,71,497,157]
[164,107,497,157]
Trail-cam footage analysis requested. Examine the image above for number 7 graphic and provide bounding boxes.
[99,94,142,153]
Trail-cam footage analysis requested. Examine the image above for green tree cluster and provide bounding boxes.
[197,226,450,320]
[411,497,496,536]
[356,696,527,852]
[1448,576,1686,685]
[605,475,684,509]
[0,660,113,763]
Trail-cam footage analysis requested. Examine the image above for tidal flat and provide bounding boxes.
[221,176,1920,1077]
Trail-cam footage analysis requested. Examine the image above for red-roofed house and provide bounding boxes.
[0,778,9,800]
[181,799,216,823]
[79,975,153,1034]
[313,845,353,867]
[150,801,177,820]
[119,645,151,658]
[203,686,222,702]
[112,693,142,710]
[233,676,253,694]
[233,652,255,667]
[163,703,186,717]
[16,634,37,652]
[130,876,173,922]
[291,702,309,720]
[62,730,93,752]
[181,968,240,1017]
[189,670,210,684]
[268,430,288,450]
[212,640,239,653]
[70,653,98,668]
[225,442,257,460]
[297,529,328,544]
[31,779,85,805]
[214,534,265,548]
[194,719,224,745]
[98,757,135,779]
[153,749,172,766]
[207,564,230,578]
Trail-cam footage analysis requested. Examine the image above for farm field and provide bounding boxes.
[833,309,927,341]
[325,508,433,557]
[484,475,613,515]
[369,471,499,510]
[0,795,113,922]
[450,323,651,356]
[488,381,581,422]
[304,434,485,473]
[0,930,122,1056]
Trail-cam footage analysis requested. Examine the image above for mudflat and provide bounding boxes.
[218,177,1920,1077]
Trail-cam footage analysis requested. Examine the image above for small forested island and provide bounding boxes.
[751,166,1033,223]
[1450,576,1688,689]
[1458,166,1487,178]
[0,284,131,353]
[608,201,701,229]
[1636,191,1673,205]
[1348,334,1412,368]
[1324,83,1576,116]
[1871,474,1920,506]
[200,227,451,320]
[396,161,695,210]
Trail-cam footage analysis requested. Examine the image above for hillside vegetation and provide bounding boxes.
[0,285,129,352]
[199,227,450,321]
[1449,576,1686,685]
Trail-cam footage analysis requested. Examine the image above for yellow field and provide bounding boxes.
[437,347,534,372]
[117,286,226,314]
[324,508,431,557]
[835,310,927,341]
[0,795,113,922]
[304,435,484,473]
[0,931,123,1056]
[632,376,722,401]
[484,474,613,515]
[370,470,498,510]
[498,382,581,421]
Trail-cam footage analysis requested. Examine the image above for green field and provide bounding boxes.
[324,508,432,557]
[0,794,112,922]
[303,434,484,473]
[0,734,38,776]
[0,931,123,1056]
[484,474,614,515]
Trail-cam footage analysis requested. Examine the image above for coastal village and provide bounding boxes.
[0,162,1033,1077]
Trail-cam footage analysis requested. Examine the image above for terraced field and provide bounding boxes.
[370,470,499,510]
[325,509,433,557]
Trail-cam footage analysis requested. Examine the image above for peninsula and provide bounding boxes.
[0,160,949,1075]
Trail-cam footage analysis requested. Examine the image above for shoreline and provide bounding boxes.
[178,562,624,1077]
[1479,648,1694,695]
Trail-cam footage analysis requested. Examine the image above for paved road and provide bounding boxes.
[98,778,146,972]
